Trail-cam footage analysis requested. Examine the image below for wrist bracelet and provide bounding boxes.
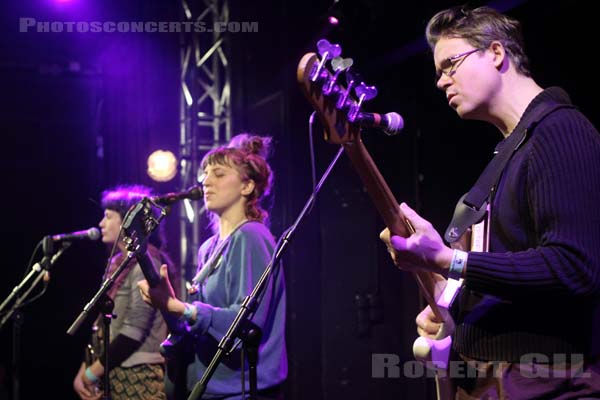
[448,249,468,280]
[85,366,99,384]
[182,303,195,322]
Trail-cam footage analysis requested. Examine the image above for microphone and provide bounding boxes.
[354,112,404,136]
[152,185,204,206]
[51,227,100,242]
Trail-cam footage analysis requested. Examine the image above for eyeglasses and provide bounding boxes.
[435,48,482,82]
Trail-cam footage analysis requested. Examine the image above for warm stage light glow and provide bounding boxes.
[147,150,177,182]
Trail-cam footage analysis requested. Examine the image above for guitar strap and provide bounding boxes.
[444,101,575,243]
[191,219,249,290]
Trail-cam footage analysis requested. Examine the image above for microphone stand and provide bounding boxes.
[67,248,139,400]
[11,310,22,400]
[188,146,345,400]
[0,238,69,326]
[67,199,169,400]
[0,238,70,400]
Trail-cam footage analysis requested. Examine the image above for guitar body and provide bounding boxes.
[413,207,490,400]
[84,324,104,395]
[121,200,192,398]
[163,333,194,400]
[135,248,195,399]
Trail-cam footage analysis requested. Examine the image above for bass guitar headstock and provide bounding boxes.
[297,39,381,144]
[121,199,167,287]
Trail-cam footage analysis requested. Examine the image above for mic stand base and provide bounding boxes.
[240,322,262,400]
[11,310,23,400]
[99,296,114,400]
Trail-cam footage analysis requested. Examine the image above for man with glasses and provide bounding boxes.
[381,6,600,399]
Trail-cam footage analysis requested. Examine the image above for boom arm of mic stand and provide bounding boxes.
[0,265,43,317]
[66,251,136,336]
[188,146,345,400]
[0,243,71,330]
[68,199,168,336]
[67,202,169,400]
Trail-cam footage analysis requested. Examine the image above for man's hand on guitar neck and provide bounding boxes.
[379,203,454,277]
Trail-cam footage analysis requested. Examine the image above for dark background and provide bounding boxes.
[0,0,596,399]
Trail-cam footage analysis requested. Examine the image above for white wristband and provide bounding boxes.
[448,249,468,280]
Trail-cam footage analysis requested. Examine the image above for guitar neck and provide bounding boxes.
[342,140,409,236]
[295,49,444,321]
[342,139,442,319]
[135,251,185,335]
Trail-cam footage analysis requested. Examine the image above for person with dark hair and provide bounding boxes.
[380,5,600,399]
[138,134,287,399]
[73,184,176,400]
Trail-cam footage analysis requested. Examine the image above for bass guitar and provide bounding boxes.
[296,39,490,399]
[121,199,192,399]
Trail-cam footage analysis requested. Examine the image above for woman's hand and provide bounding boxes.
[73,362,102,400]
[138,264,185,316]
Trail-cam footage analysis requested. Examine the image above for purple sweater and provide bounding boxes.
[185,221,287,398]
[454,87,600,362]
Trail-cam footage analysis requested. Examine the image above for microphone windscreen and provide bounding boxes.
[88,227,101,240]
[385,112,404,135]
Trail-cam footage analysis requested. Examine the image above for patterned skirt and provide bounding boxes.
[108,363,166,400]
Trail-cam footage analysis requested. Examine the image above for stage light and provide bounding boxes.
[147,150,177,182]
[327,0,342,26]
[51,0,77,5]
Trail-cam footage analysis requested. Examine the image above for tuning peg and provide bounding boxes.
[348,103,360,122]
[317,39,342,60]
[344,69,359,88]
[331,56,353,72]
[354,82,378,102]
[348,83,378,122]
[311,39,342,82]
[336,69,358,109]
[309,64,330,84]
[323,56,353,96]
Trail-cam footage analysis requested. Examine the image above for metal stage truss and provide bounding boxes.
[178,0,232,291]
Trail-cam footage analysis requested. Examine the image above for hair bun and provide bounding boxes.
[228,133,272,159]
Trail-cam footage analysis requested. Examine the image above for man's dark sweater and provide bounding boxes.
[453,87,600,362]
